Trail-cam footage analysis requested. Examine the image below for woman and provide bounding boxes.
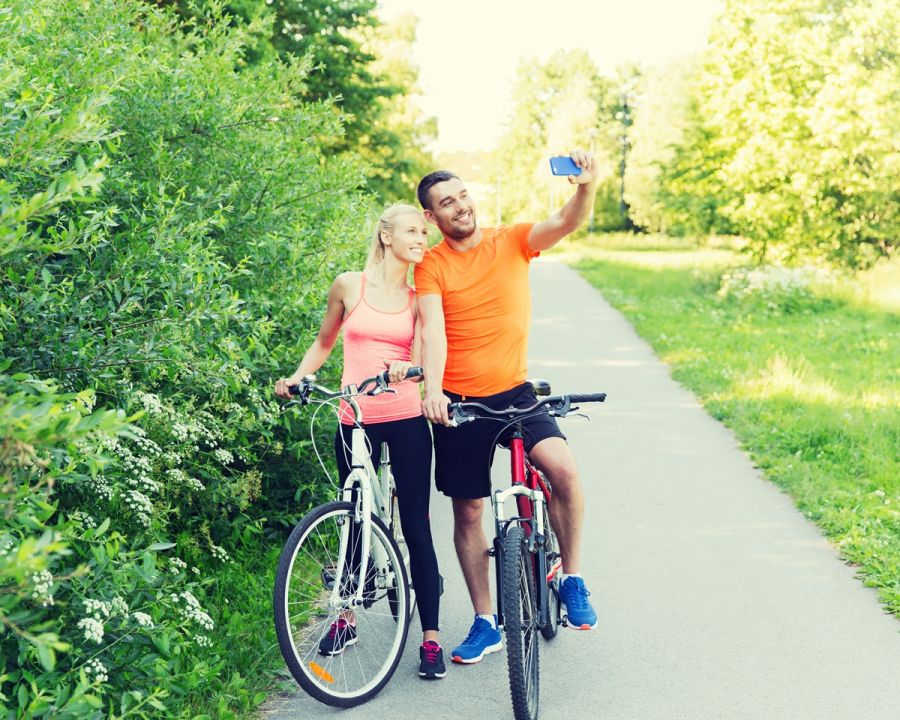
[274,204,445,680]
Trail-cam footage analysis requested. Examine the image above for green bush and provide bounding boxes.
[1,0,371,715]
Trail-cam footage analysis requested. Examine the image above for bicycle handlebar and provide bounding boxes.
[448,391,606,425]
[287,366,423,403]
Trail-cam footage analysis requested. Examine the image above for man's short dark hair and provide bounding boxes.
[417,170,459,210]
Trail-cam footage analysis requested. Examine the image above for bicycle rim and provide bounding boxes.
[273,501,411,707]
[502,525,540,720]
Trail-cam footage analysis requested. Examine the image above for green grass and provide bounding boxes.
[561,234,900,615]
[186,543,285,720]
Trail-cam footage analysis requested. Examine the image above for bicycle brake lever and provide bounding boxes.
[569,411,591,421]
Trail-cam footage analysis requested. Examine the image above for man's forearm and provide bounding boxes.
[557,181,597,233]
[422,327,447,397]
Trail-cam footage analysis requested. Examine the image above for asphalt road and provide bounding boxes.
[261,258,900,720]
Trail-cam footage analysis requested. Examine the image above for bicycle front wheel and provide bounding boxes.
[502,525,540,720]
[273,501,411,707]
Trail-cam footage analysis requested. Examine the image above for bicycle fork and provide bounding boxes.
[492,435,553,632]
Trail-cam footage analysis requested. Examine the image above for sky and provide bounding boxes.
[377,0,723,154]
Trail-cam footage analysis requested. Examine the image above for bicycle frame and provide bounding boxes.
[329,395,394,611]
[492,426,556,632]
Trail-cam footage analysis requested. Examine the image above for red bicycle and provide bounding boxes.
[449,381,606,720]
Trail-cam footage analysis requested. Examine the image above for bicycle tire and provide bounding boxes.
[502,525,540,720]
[273,501,411,708]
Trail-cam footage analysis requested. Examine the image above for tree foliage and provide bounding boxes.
[488,51,620,227]
[640,0,900,265]
[1,0,372,715]
[154,0,436,199]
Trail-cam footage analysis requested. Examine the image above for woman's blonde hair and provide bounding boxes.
[366,203,423,269]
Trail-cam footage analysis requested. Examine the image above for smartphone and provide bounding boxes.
[549,156,582,176]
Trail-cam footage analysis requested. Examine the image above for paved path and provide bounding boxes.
[262,259,900,720]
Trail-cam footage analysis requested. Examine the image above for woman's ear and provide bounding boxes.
[380,230,392,246]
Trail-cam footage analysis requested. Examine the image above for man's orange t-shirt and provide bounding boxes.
[414,223,537,397]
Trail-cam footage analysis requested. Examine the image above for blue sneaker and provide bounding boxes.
[558,576,597,629]
[451,616,503,664]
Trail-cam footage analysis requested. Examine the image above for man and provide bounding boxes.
[414,150,600,664]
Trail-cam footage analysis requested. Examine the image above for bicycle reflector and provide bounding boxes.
[308,661,334,683]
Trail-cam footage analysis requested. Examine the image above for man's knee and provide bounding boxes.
[452,497,484,530]
[531,437,579,488]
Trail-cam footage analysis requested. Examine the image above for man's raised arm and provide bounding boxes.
[418,293,452,426]
[528,149,600,252]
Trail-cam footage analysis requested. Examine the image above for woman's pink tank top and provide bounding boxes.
[338,275,422,425]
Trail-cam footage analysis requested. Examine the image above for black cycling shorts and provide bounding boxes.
[432,382,566,499]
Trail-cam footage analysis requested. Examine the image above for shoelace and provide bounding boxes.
[461,620,493,646]
[328,619,350,638]
[564,580,592,609]
[421,641,442,663]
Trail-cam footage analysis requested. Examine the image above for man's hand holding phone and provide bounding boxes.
[549,150,597,186]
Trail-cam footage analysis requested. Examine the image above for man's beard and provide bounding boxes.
[444,216,476,240]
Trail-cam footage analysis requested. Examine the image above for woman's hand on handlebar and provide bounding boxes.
[384,360,420,385]
[274,376,301,399]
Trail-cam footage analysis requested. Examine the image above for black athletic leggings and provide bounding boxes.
[334,415,440,632]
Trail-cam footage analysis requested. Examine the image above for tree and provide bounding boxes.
[686,0,899,265]
[489,50,612,224]
[152,1,434,199]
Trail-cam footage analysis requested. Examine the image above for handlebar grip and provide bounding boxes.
[378,366,424,383]
[288,384,302,395]
[568,393,607,404]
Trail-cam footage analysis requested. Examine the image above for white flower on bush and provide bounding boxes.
[172,422,190,443]
[124,490,154,526]
[78,618,105,644]
[110,596,129,616]
[0,538,14,557]
[162,450,182,467]
[137,392,164,416]
[171,591,215,631]
[210,544,230,563]
[83,599,111,620]
[718,264,837,308]
[195,635,213,648]
[85,658,109,683]
[213,448,233,465]
[133,611,154,628]
[169,557,187,575]
[31,570,55,607]
[166,468,205,492]
[90,474,113,501]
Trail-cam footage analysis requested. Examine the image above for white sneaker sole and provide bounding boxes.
[451,640,503,664]
[319,635,358,655]
[561,613,597,630]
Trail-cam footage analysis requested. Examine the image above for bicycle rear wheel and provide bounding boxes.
[541,519,562,640]
[502,525,540,720]
[274,501,411,707]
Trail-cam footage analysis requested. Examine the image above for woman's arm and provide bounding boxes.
[274,275,348,397]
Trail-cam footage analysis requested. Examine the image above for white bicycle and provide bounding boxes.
[273,367,421,707]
